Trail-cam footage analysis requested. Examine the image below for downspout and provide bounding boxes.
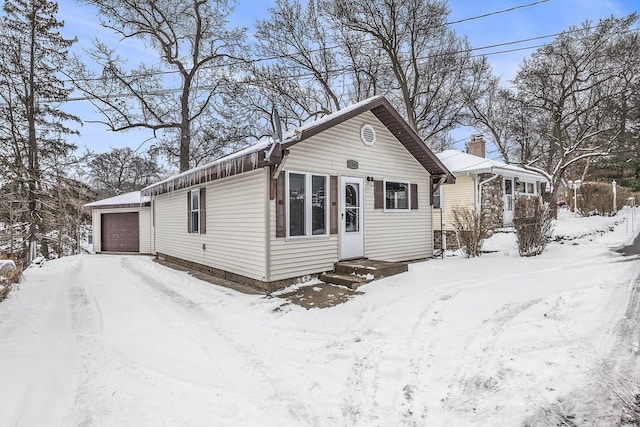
[432,175,447,256]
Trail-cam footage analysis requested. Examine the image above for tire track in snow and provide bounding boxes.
[340,328,384,425]
[119,257,321,426]
[68,257,187,425]
[396,287,461,424]
[66,259,113,425]
[440,298,543,419]
[334,252,617,424]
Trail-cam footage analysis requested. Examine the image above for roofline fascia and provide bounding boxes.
[82,202,151,211]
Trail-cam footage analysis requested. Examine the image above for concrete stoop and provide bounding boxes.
[319,259,408,289]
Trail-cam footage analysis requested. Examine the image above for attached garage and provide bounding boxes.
[83,192,154,255]
[101,212,140,252]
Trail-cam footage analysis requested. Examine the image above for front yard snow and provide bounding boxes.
[0,207,638,426]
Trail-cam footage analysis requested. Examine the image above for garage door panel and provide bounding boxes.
[101,212,139,252]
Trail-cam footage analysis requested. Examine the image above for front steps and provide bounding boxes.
[319,259,408,289]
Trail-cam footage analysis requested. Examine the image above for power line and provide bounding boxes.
[62,0,553,85]
[61,24,640,103]
[447,0,550,25]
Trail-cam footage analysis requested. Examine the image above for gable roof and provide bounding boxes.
[83,191,150,210]
[437,150,545,181]
[142,96,454,196]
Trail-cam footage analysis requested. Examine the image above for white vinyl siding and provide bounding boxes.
[432,175,475,232]
[91,207,153,254]
[154,169,266,281]
[269,110,432,281]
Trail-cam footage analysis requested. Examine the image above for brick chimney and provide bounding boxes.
[466,134,485,158]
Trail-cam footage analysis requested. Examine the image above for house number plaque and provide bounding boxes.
[347,160,359,169]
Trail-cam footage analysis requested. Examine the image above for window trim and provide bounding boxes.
[516,179,537,196]
[383,178,411,212]
[190,188,200,235]
[285,171,330,239]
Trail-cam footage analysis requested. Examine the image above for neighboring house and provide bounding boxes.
[85,96,454,291]
[433,136,545,247]
[84,191,154,254]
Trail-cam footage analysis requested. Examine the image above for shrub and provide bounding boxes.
[577,182,633,216]
[0,260,23,302]
[513,196,553,257]
[451,207,491,258]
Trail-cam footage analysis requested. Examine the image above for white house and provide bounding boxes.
[86,96,454,290]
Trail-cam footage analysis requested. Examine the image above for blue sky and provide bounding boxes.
[51,0,639,157]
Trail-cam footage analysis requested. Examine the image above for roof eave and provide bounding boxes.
[82,202,151,211]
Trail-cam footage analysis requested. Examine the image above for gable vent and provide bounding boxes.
[360,123,376,146]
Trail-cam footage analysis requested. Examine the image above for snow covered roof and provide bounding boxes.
[83,191,151,210]
[142,96,454,197]
[437,150,544,181]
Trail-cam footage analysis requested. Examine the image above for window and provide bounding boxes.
[433,187,442,209]
[190,189,200,234]
[287,172,328,237]
[517,180,536,195]
[385,180,410,210]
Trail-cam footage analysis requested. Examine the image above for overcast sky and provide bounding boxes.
[53,0,639,158]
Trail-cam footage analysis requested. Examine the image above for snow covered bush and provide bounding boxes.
[513,197,553,257]
[451,207,491,258]
[0,259,22,302]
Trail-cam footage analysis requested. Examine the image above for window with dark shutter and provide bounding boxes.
[190,189,200,234]
[187,188,204,234]
[375,180,416,210]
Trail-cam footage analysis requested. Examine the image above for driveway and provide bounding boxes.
[1,242,639,425]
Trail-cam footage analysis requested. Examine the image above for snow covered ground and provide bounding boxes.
[1,208,639,426]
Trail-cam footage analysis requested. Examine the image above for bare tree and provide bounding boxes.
[511,15,639,199]
[69,0,246,172]
[328,0,488,146]
[0,0,79,262]
[247,0,348,129]
[87,147,164,197]
[467,14,640,201]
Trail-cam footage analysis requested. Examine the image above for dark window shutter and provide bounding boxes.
[275,174,286,237]
[374,180,384,209]
[330,175,338,234]
[187,192,192,233]
[200,187,206,234]
[411,183,418,210]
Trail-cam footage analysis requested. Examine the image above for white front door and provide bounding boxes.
[504,178,514,225]
[340,176,364,260]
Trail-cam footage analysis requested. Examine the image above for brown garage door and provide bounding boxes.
[101,212,139,252]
